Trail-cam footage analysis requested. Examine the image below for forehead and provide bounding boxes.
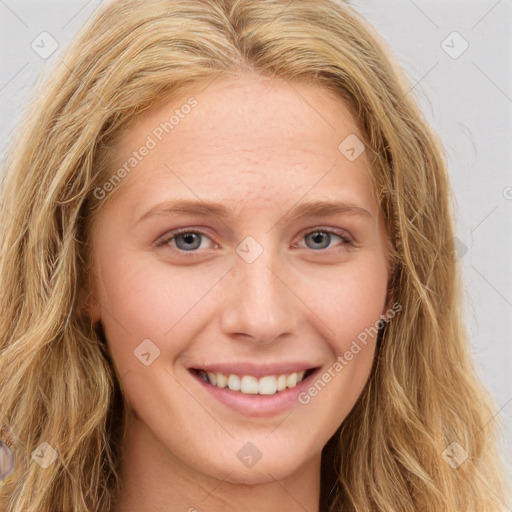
[107,72,378,218]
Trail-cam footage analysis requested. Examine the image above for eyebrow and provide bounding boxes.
[137,198,374,224]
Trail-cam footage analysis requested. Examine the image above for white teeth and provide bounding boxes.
[241,376,259,394]
[198,370,309,395]
[259,375,277,395]
[276,374,287,391]
[286,373,297,388]
[228,374,241,391]
[216,373,228,388]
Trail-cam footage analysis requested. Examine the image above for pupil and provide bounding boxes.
[177,233,200,250]
[309,232,329,249]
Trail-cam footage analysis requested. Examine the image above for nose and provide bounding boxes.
[219,243,298,344]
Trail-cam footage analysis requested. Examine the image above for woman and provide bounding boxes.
[0,0,509,510]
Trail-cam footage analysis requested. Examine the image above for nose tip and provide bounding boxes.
[219,251,298,344]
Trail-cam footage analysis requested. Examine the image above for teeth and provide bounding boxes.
[286,373,297,388]
[259,375,277,395]
[216,373,228,388]
[228,374,241,391]
[276,374,287,391]
[198,370,308,395]
[207,372,217,386]
[241,376,259,394]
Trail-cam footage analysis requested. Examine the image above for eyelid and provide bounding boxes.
[155,227,216,249]
[297,226,354,244]
[155,226,354,253]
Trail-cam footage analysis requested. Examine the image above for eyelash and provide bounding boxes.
[155,227,354,256]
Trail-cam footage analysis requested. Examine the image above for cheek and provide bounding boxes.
[291,252,388,417]
[95,253,220,368]
[297,262,387,425]
[308,251,389,352]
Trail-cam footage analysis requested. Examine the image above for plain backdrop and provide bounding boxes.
[1,0,511,489]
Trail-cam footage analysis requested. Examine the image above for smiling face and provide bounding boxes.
[87,71,391,487]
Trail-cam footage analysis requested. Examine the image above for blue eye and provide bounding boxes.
[302,230,350,250]
[157,230,214,251]
[156,228,353,254]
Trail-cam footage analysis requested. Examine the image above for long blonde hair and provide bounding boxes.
[0,0,509,510]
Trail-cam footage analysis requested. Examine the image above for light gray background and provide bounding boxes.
[1,0,511,493]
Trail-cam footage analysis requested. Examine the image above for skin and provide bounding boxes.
[87,70,391,512]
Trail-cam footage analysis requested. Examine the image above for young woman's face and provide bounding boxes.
[88,71,390,485]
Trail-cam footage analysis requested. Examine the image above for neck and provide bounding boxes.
[112,411,322,512]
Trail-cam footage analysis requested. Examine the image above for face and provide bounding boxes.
[88,71,390,485]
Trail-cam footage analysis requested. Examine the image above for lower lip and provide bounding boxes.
[189,369,319,418]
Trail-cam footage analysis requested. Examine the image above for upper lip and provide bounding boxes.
[188,362,320,379]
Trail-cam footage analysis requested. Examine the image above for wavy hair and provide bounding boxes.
[0,0,509,510]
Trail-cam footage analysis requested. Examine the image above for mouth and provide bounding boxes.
[187,363,322,417]
[189,367,318,396]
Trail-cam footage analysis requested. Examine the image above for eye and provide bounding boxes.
[297,229,353,251]
[156,227,353,255]
[156,229,215,252]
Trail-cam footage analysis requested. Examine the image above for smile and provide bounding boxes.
[188,364,321,417]
[194,369,312,395]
